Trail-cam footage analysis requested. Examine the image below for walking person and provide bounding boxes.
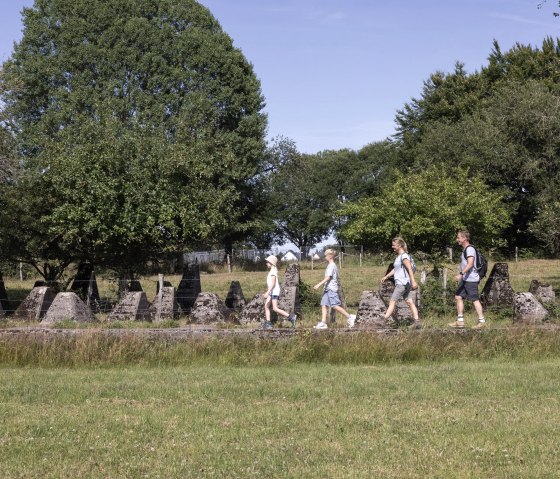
[448,230,486,329]
[380,237,421,329]
[313,249,356,329]
[262,255,297,329]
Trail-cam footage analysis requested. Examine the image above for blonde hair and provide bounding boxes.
[324,248,337,257]
[392,237,408,252]
[457,229,470,241]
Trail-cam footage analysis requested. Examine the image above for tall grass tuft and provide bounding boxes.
[2,328,560,367]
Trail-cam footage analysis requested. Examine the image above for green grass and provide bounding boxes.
[1,360,560,478]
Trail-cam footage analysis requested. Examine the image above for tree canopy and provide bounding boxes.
[339,166,512,256]
[0,0,266,279]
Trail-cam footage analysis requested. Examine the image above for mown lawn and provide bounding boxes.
[1,359,560,478]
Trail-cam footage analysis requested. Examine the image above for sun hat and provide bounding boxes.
[265,255,278,266]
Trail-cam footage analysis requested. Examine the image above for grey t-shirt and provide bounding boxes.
[324,262,339,292]
[461,245,480,282]
[393,253,411,286]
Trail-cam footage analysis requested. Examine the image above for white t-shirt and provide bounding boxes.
[267,266,281,295]
[461,245,480,282]
[393,253,411,286]
[324,262,339,292]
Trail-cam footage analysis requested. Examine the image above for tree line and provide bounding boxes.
[1,0,559,285]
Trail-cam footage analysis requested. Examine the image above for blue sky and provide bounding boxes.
[1,0,558,154]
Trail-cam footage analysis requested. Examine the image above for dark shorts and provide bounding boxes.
[455,281,480,301]
[271,295,279,300]
[321,290,342,307]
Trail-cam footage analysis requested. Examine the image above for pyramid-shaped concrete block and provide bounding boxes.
[513,292,548,324]
[108,291,151,321]
[225,281,246,310]
[42,292,94,324]
[355,291,389,328]
[188,293,233,324]
[13,286,56,321]
[149,287,180,322]
[239,293,265,325]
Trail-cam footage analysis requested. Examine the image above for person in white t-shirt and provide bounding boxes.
[381,237,420,329]
[448,229,486,329]
[312,249,356,329]
[262,255,297,330]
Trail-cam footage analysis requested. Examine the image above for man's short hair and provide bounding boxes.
[457,229,470,241]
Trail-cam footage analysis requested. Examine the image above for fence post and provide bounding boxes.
[156,273,164,322]
[86,270,95,308]
[448,247,453,261]
[360,246,363,267]
[515,246,518,263]
[19,262,23,283]
[226,254,231,273]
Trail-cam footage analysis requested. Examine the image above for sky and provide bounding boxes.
[1,0,559,154]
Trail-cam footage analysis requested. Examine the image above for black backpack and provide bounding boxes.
[463,245,488,279]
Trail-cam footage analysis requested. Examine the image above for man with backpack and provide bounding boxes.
[449,229,487,329]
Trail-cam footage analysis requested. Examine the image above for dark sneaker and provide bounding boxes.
[262,321,273,330]
[409,320,422,330]
[288,314,297,328]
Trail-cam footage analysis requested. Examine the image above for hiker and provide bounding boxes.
[448,229,486,329]
[381,237,421,329]
[313,248,356,329]
[262,255,297,329]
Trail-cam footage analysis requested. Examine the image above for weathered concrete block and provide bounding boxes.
[355,290,388,328]
[379,282,420,325]
[70,263,100,302]
[177,264,201,313]
[529,279,556,304]
[278,286,297,317]
[240,293,265,325]
[188,292,233,324]
[149,287,180,322]
[225,281,246,310]
[513,292,548,324]
[281,264,300,288]
[13,286,56,321]
[0,271,9,313]
[108,292,151,321]
[481,263,515,308]
[42,292,94,324]
[281,264,301,313]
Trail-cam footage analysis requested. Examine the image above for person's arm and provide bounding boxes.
[455,252,475,281]
[381,268,395,283]
[314,275,332,290]
[402,258,418,289]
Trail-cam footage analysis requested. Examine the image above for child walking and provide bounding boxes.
[380,237,421,329]
[262,255,297,329]
[313,249,356,329]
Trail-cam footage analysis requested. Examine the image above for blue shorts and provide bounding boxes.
[321,290,341,307]
[270,294,279,300]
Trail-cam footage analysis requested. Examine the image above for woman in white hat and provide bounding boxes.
[263,255,297,329]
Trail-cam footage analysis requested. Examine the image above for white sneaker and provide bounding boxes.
[347,314,356,328]
[313,322,328,330]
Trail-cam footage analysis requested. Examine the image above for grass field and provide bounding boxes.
[1,260,560,477]
[1,360,560,478]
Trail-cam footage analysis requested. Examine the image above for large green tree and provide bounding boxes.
[393,39,560,253]
[0,0,266,280]
[339,166,512,257]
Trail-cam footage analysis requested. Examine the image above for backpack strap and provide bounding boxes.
[463,245,478,270]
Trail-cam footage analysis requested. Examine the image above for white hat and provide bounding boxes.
[265,255,278,266]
